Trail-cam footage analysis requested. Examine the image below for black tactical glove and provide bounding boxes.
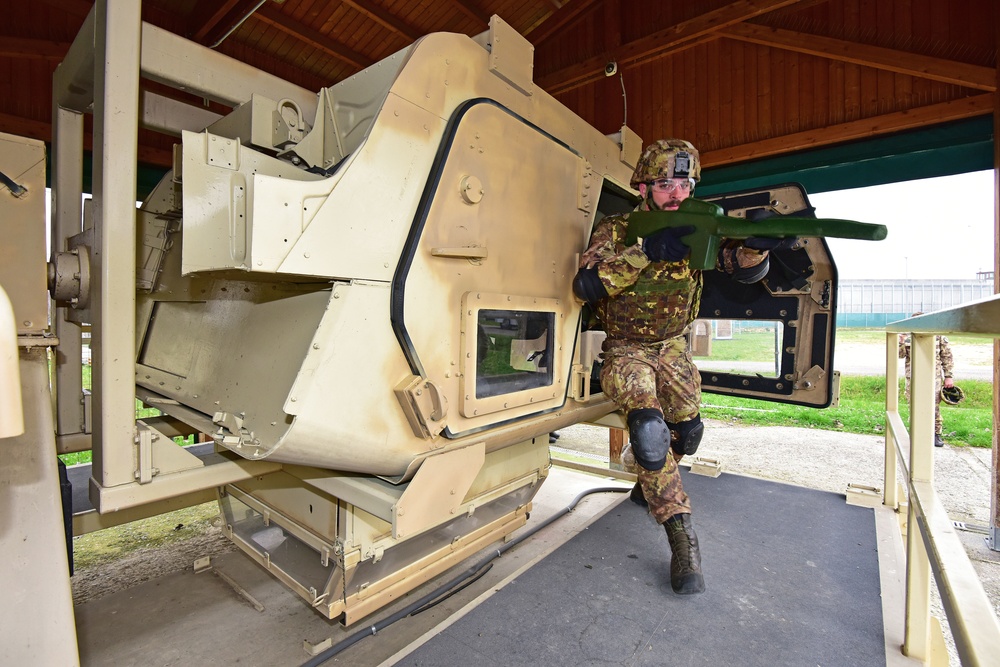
[744,237,799,251]
[642,225,696,262]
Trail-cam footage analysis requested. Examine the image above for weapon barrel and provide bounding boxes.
[620,199,887,270]
[623,203,887,247]
[715,217,889,241]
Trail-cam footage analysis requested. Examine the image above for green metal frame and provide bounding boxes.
[698,115,994,197]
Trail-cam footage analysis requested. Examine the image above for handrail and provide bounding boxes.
[883,295,1000,665]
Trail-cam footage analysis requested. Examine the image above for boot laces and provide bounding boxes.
[668,522,696,572]
[670,530,695,571]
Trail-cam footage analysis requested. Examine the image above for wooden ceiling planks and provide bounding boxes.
[0,0,992,173]
[543,0,994,165]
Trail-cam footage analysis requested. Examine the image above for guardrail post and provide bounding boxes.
[902,333,935,660]
[884,333,899,509]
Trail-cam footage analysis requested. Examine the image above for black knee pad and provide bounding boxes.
[667,415,704,457]
[627,408,669,471]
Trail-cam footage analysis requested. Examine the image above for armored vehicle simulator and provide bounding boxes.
[3,7,883,658]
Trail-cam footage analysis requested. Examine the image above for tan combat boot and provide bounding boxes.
[664,513,705,594]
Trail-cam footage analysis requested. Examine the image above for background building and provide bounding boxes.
[837,278,995,327]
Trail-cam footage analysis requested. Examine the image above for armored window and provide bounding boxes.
[475,309,554,399]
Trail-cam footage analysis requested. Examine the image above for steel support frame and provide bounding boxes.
[48,0,314,514]
[51,105,86,437]
[87,0,143,496]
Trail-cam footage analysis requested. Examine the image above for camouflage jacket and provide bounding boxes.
[898,334,955,378]
[579,201,767,344]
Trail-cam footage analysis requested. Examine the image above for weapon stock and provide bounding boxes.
[624,198,888,269]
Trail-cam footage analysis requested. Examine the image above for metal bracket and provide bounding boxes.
[393,375,448,439]
[137,211,180,291]
[845,482,883,508]
[212,410,259,452]
[134,420,205,484]
[391,442,485,539]
[578,161,594,213]
[689,457,722,478]
[48,245,91,308]
[793,364,826,391]
[135,425,156,484]
[569,363,591,402]
[206,132,242,171]
[485,16,534,96]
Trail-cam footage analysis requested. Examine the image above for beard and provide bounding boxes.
[650,196,683,211]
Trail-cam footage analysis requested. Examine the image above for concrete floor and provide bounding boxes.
[70,419,1000,666]
[74,466,633,666]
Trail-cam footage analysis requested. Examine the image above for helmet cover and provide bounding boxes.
[630,139,701,189]
[941,385,965,405]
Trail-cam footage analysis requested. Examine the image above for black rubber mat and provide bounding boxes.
[398,469,884,666]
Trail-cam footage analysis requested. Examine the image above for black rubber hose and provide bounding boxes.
[301,485,629,667]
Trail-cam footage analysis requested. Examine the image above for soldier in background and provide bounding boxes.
[572,139,776,594]
[898,313,955,447]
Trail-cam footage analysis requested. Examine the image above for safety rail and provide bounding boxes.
[884,296,1000,665]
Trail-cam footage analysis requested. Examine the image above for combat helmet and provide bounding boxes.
[941,385,965,405]
[630,139,701,189]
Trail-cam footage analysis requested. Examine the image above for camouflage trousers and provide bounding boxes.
[904,374,945,435]
[621,445,689,523]
[601,335,700,522]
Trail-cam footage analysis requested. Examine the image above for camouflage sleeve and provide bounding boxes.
[939,335,954,377]
[579,214,650,296]
[716,240,768,275]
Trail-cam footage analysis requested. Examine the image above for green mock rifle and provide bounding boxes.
[624,198,888,269]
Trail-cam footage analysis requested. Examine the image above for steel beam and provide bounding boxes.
[89,0,141,493]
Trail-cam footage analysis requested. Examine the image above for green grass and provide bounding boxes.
[700,329,779,362]
[702,376,995,448]
[479,333,518,376]
[71,502,220,569]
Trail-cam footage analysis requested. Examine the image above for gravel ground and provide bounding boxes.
[551,419,1000,666]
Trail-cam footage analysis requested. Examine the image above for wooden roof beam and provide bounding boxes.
[0,37,71,61]
[702,94,995,167]
[526,0,602,43]
[0,111,174,168]
[36,0,91,17]
[442,0,491,28]
[188,0,247,44]
[341,0,421,43]
[254,3,374,70]
[721,23,996,92]
[537,0,804,95]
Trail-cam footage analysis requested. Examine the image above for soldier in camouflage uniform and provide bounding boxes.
[573,139,774,595]
[898,313,955,447]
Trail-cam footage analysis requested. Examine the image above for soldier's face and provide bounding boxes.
[639,181,692,211]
